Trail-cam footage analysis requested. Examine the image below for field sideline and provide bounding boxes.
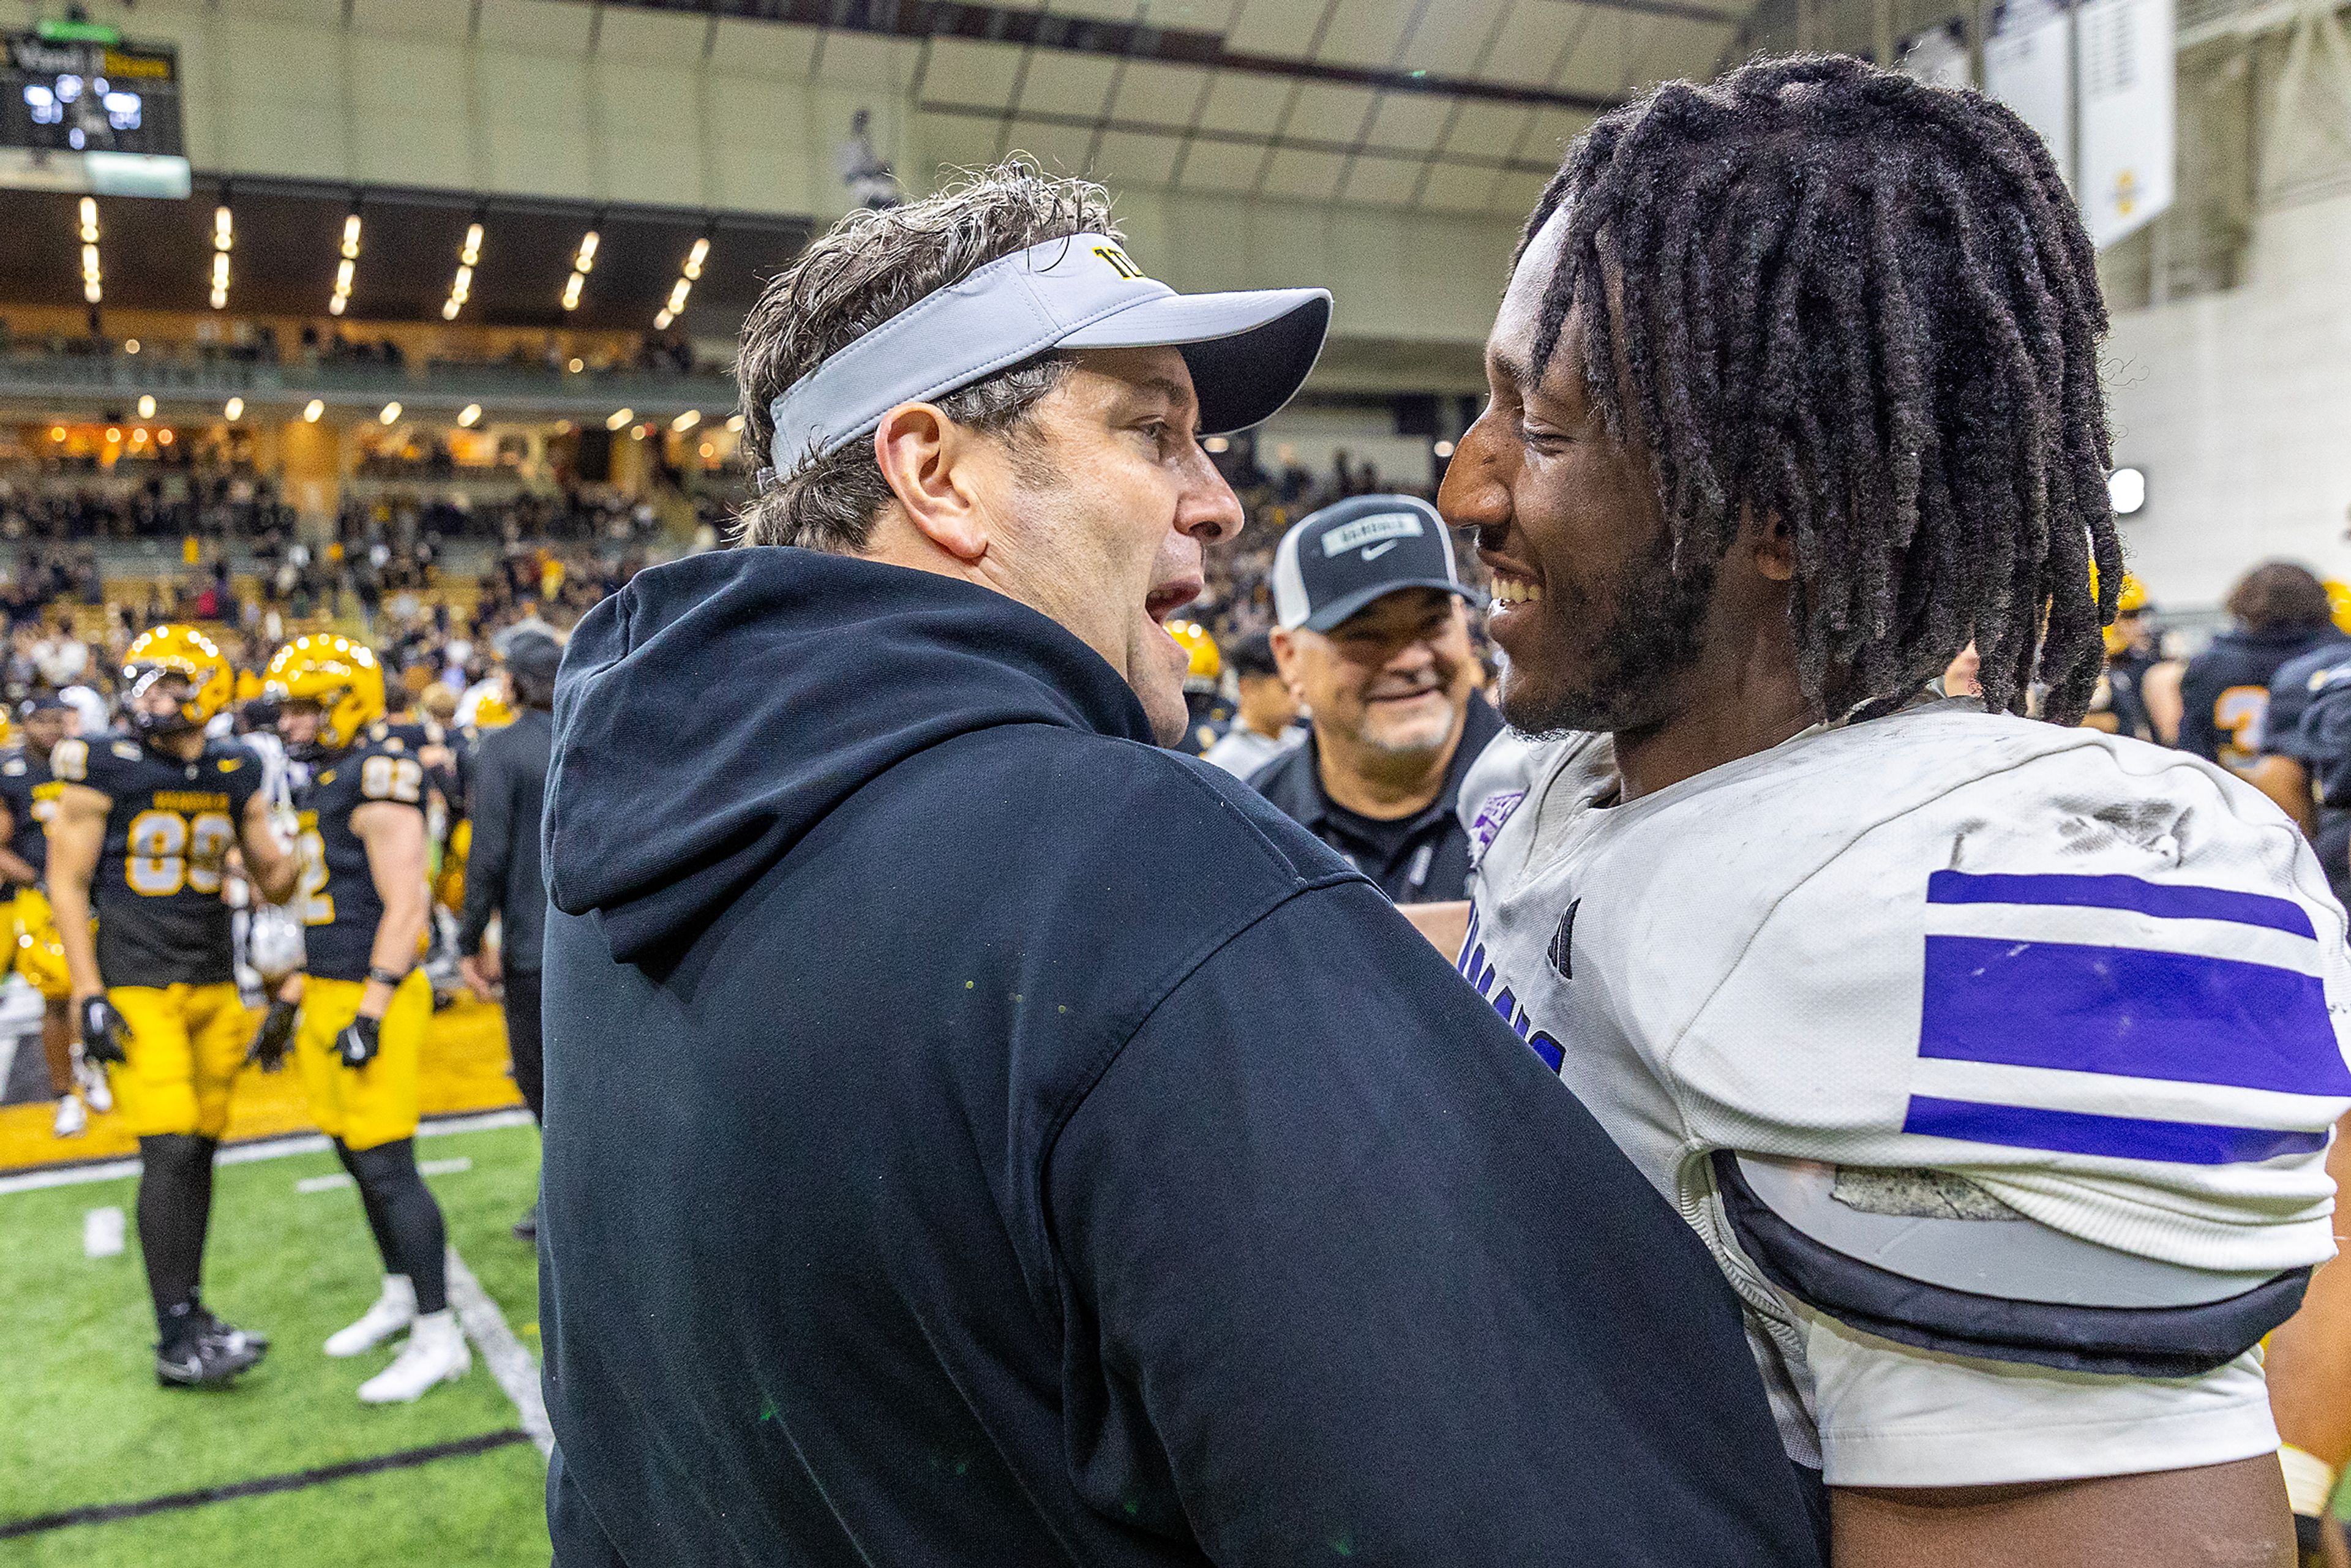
[0,1002,549,1566]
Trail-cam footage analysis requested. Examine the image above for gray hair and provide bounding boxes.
[733,162,1120,553]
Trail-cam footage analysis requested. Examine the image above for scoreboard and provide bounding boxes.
[0,27,189,196]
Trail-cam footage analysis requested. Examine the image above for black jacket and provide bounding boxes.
[459,707,551,973]
[536,547,1823,1568]
[1247,693,1503,904]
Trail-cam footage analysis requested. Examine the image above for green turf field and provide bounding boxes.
[0,1122,548,1566]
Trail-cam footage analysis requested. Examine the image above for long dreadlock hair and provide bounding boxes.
[1518,53,2120,723]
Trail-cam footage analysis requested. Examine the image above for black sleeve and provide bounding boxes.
[1046,882,1823,1567]
[459,735,514,958]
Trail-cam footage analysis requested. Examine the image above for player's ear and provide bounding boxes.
[1749,506,1797,583]
[874,402,988,564]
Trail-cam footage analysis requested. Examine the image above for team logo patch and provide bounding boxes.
[1466,789,1524,864]
[1548,899,1579,981]
[1321,512,1423,558]
[217,757,241,771]
[1906,871,2347,1165]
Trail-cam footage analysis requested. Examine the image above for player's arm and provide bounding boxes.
[0,800,39,889]
[353,798,427,1021]
[2249,754,2320,837]
[235,787,299,905]
[1832,1459,2293,1567]
[1399,898,1469,959]
[2257,1111,2351,1563]
[46,782,108,1004]
[457,739,512,990]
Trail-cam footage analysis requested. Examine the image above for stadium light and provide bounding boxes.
[673,409,701,432]
[211,199,232,310]
[223,397,242,421]
[1433,439,1455,459]
[78,195,97,244]
[137,394,154,418]
[302,399,325,422]
[48,426,64,441]
[157,429,173,446]
[332,209,362,314]
[124,338,138,353]
[1202,435,1229,454]
[606,407,633,432]
[566,357,583,373]
[444,223,480,320]
[562,226,599,313]
[2109,467,2147,516]
[379,401,402,425]
[651,309,673,331]
[105,426,119,443]
[654,230,711,328]
[561,271,584,311]
[457,403,481,427]
[441,300,460,320]
[461,222,483,266]
[725,413,744,433]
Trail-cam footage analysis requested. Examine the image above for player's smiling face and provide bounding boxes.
[1438,209,1714,738]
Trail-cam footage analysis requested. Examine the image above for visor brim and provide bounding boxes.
[1060,287,1332,436]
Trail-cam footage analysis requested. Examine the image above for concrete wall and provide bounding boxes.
[2102,191,2351,609]
[40,0,1529,356]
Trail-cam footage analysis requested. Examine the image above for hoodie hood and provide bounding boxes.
[545,547,1156,962]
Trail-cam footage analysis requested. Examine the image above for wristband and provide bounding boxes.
[366,966,409,988]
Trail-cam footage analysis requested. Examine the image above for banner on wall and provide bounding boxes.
[1984,0,2075,186]
[2076,0,2175,247]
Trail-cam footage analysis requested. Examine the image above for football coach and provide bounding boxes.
[534,165,1823,1567]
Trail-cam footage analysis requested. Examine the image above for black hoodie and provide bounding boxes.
[537,547,1824,1567]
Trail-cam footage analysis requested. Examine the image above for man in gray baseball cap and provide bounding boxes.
[537,164,1823,1567]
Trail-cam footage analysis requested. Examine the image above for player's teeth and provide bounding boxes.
[1494,577,1543,606]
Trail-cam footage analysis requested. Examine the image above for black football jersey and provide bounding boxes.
[54,732,264,988]
[294,737,426,981]
[0,745,59,887]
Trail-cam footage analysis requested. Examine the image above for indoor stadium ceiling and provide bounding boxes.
[589,0,1755,214]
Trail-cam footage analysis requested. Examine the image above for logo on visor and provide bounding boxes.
[1321,512,1425,558]
[1093,244,1145,281]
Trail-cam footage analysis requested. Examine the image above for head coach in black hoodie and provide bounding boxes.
[536,164,1824,1567]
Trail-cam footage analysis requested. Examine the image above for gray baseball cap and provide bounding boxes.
[1272,494,1482,633]
[766,232,1330,476]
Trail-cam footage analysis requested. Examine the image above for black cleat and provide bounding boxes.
[192,1305,269,1357]
[512,1202,538,1241]
[156,1327,264,1388]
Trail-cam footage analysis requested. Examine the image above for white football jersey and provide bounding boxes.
[1458,699,2349,1487]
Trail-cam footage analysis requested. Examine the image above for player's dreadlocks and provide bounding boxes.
[1519,53,2120,724]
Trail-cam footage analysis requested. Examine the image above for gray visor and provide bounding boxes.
[767,233,1330,476]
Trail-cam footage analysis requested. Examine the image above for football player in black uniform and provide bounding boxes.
[0,696,89,1136]
[259,635,468,1403]
[47,626,301,1387]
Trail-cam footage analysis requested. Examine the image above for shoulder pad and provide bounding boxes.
[111,740,140,760]
[1715,1152,2308,1378]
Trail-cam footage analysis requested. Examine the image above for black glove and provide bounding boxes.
[334,1013,381,1069]
[248,999,298,1072]
[80,996,130,1065]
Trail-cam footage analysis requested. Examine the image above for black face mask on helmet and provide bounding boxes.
[125,667,203,738]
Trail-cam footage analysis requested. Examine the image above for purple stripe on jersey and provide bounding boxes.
[1927,870,2315,939]
[1903,1095,2330,1165]
[1921,936,2351,1096]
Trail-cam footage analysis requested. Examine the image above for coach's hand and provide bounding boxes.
[79,995,130,1066]
[248,999,299,1072]
[460,951,500,1000]
[334,1013,382,1070]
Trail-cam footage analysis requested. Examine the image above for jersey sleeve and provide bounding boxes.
[54,735,124,800]
[1667,738,2345,1482]
[352,744,428,813]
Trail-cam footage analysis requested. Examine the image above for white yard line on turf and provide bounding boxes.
[446,1242,552,1458]
[0,1107,534,1195]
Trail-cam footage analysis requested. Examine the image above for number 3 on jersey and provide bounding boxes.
[126,809,234,896]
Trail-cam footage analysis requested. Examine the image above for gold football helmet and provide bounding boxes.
[1167,619,1221,695]
[122,625,233,736]
[264,634,387,754]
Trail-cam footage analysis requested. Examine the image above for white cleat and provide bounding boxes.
[357,1309,470,1405]
[325,1275,417,1359]
[75,1054,112,1113]
[52,1095,86,1138]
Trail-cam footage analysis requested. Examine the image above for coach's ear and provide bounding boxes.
[873,401,989,563]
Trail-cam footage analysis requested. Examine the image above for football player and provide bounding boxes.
[1430,58,2342,1564]
[0,695,91,1136]
[47,626,301,1387]
[257,634,470,1404]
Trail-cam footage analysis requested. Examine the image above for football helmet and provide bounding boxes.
[1168,620,1221,696]
[2092,568,2153,658]
[2326,580,2351,638]
[470,693,516,730]
[263,634,387,757]
[121,625,233,737]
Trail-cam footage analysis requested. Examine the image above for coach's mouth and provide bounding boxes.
[1146,577,1201,626]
